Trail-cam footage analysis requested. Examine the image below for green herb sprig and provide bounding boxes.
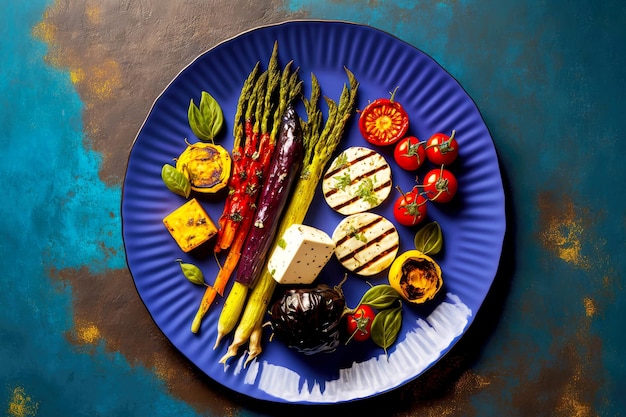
[414,221,443,255]
[188,91,224,142]
[161,164,191,198]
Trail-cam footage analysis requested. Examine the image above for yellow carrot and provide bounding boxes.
[214,280,248,348]
[244,321,264,367]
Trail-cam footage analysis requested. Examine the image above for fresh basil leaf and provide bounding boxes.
[200,91,224,138]
[414,221,443,255]
[188,102,203,138]
[161,164,191,198]
[371,304,403,357]
[188,91,224,142]
[358,285,402,310]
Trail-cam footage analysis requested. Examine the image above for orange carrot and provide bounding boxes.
[215,214,253,295]
[190,213,254,334]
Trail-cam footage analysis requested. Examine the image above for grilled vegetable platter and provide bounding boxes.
[121,21,506,404]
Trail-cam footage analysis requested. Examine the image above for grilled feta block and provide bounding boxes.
[268,224,335,285]
[322,146,393,215]
[332,212,399,276]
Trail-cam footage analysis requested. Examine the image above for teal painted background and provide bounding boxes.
[2,0,624,416]
[1,2,192,416]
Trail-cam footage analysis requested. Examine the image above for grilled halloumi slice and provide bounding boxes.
[322,146,393,215]
[332,212,399,276]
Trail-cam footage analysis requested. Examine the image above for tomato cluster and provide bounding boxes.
[392,162,457,226]
[393,130,459,226]
[393,130,458,171]
[358,91,460,227]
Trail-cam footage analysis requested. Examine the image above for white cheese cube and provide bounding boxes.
[268,224,335,284]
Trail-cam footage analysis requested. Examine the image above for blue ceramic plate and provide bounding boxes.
[122,20,505,404]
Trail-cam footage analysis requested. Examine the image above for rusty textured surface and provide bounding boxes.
[40,0,298,186]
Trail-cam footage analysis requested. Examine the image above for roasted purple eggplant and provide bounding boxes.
[269,284,346,355]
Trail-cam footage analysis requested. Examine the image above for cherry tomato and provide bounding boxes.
[393,186,428,226]
[425,130,458,165]
[394,136,426,171]
[423,167,458,203]
[346,304,376,342]
[359,88,409,146]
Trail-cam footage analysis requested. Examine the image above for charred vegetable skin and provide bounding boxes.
[388,250,443,304]
[236,105,304,287]
[270,284,346,355]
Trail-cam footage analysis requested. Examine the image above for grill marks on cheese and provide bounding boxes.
[322,147,392,215]
[332,212,399,276]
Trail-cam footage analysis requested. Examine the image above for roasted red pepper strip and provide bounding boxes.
[216,119,262,251]
[214,61,261,252]
[359,87,409,146]
[257,133,275,176]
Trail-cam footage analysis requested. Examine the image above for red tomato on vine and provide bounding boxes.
[393,186,428,226]
[423,167,458,203]
[425,130,458,165]
[394,136,426,171]
[346,304,376,343]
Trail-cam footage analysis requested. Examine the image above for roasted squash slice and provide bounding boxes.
[176,141,231,194]
[388,250,443,304]
[163,198,218,252]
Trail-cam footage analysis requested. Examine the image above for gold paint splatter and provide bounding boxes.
[75,319,101,344]
[539,197,591,269]
[32,20,56,43]
[583,297,596,317]
[222,406,238,417]
[557,396,593,417]
[7,386,39,417]
[86,59,122,100]
[408,370,493,417]
[33,4,122,102]
[555,349,595,417]
[457,371,491,391]
[70,67,85,84]
[152,352,177,382]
